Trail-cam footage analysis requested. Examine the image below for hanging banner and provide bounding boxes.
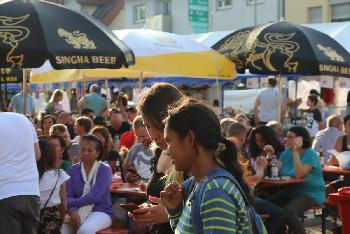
[246,77,259,89]
[188,0,209,33]
[339,77,350,88]
[320,76,334,88]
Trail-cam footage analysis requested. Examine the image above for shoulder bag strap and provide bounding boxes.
[43,169,61,210]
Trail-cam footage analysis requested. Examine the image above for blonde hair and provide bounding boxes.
[49,89,63,103]
[165,165,184,185]
[326,115,341,128]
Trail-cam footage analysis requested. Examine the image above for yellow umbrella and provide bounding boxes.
[30,29,235,83]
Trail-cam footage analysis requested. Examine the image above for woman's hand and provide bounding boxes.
[255,156,268,170]
[129,203,170,224]
[263,145,275,156]
[69,211,80,230]
[160,181,183,210]
[292,137,303,153]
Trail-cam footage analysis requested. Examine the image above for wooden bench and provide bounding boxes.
[96,227,128,234]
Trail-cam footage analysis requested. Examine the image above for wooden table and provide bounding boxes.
[110,183,147,200]
[259,178,306,188]
[322,165,350,176]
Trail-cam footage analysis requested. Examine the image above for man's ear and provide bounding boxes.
[186,130,196,147]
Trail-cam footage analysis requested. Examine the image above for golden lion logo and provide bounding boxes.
[317,44,344,62]
[0,14,30,68]
[58,28,96,49]
[218,31,300,72]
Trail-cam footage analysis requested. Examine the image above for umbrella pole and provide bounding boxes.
[216,79,221,115]
[22,69,27,115]
[5,79,7,108]
[105,79,110,113]
[138,71,143,92]
[278,74,283,123]
[294,77,299,125]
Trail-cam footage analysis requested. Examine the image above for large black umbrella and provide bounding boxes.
[212,21,350,78]
[0,0,135,69]
[0,0,135,114]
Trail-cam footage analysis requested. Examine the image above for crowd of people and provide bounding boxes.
[0,80,348,234]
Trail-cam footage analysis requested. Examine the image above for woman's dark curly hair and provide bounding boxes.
[249,125,285,158]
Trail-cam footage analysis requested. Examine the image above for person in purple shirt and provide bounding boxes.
[61,135,113,234]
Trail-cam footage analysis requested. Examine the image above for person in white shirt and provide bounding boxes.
[37,137,70,233]
[312,115,344,164]
[254,77,281,125]
[0,112,41,234]
[304,95,324,138]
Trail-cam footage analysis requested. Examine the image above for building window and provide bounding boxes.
[308,7,322,23]
[133,4,146,24]
[217,0,232,10]
[246,0,265,6]
[332,3,350,22]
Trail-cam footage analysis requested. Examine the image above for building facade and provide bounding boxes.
[122,0,283,34]
[285,0,350,24]
[56,0,284,34]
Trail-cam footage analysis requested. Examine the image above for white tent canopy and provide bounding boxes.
[304,21,350,53]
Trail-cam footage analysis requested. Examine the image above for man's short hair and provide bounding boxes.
[89,84,98,93]
[76,116,92,133]
[268,77,277,87]
[126,106,137,114]
[227,122,247,138]
[220,118,235,136]
[109,108,121,114]
[93,116,107,127]
[57,111,71,119]
[49,124,68,136]
[132,115,145,130]
[327,115,341,128]
[81,108,95,116]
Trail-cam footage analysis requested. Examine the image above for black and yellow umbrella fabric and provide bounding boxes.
[0,68,22,83]
[0,0,134,69]
[213,21,350,77]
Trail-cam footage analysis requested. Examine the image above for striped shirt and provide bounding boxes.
[168,177,250,234]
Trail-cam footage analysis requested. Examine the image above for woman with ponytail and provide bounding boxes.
[160,98,252,234]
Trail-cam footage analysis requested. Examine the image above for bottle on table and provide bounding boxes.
[270,155,279,179]
[266,154,272,177]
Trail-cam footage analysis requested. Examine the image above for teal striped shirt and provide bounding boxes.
[168,177,251,234]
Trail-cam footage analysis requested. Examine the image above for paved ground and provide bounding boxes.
[303,209,342,234]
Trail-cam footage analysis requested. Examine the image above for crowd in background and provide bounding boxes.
[0,80,349,234]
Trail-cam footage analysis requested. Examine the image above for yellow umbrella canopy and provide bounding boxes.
[30,29,235,83]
